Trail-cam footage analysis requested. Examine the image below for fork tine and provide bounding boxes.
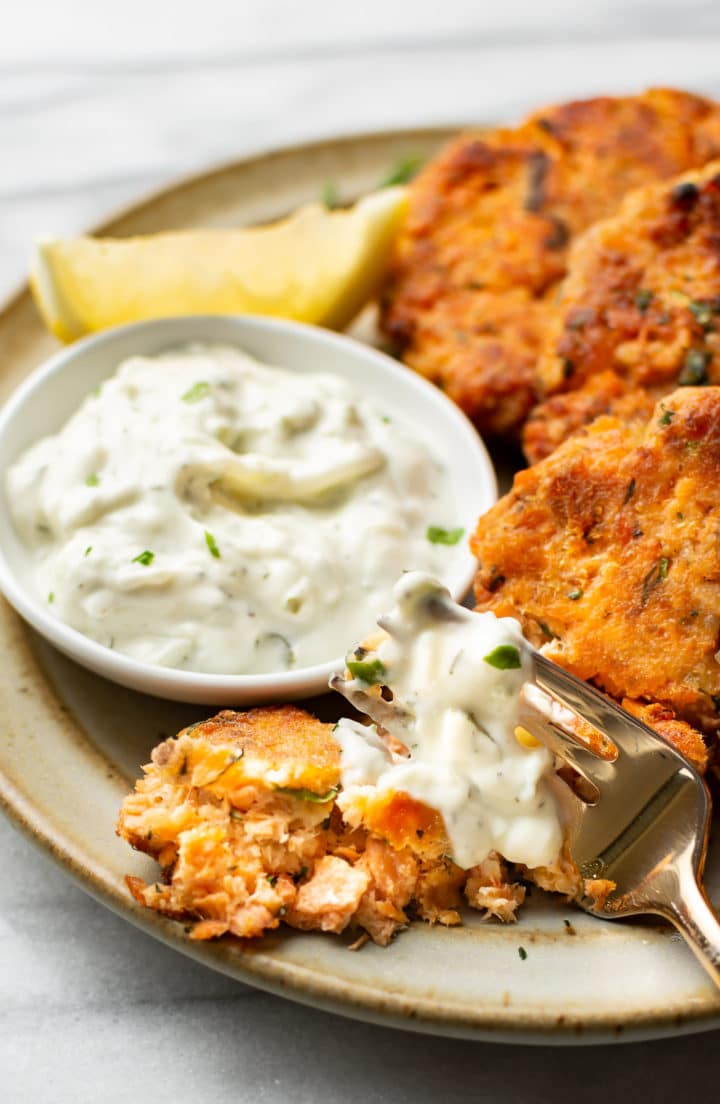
[328,673,413,733]
[518,682,614,794]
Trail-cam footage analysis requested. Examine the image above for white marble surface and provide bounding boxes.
[3,2,720,1097]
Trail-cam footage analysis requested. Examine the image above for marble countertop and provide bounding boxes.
[3,2,720,1098]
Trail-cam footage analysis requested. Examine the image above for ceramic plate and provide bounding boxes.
[1,129,719,1044]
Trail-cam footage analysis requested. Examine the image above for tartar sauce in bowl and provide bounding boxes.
[6,343,464,676]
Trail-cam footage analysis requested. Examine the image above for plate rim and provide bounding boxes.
[2,126,720,1045]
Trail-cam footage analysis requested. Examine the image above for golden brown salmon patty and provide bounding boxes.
[525,161,720,460]
[118,705,536,945]
[472,386,720,751]
[381,89,720,437]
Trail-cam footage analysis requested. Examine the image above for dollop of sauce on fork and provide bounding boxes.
[333,572,563,869]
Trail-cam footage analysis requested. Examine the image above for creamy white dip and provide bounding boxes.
[334,573,562,870]
[7,345,462,674]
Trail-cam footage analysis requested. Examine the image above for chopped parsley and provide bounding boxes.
[538,620,557,640]
[635,289,653,313]
[266,874,278,887]
[132,549,155,567]
[641,556,670,606]
[204,530,221,559]
[346,657,386,684]
[688,299,717,329]
[483,644,522,670]
[679,348,711,386]
[47,591,54,604]
[321,180,339,209]
[276,786,339,804]
[426,525,465,546]
[518,946,528,961]
[85,473,99,487]
[659,404,676,426]
[567,589,583,601]
[84,546,92,557]
[181,381,211,403]
[379,155,424,188]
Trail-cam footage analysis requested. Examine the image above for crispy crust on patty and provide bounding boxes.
[473,387,720,755]
[381,89,720,436]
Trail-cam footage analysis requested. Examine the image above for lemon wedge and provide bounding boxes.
[31,187,408,342]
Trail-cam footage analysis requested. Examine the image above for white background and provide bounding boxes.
[2,2,720,1099]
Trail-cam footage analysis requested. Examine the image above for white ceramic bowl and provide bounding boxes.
[0,315,497,704]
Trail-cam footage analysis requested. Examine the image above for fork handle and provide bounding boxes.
[664,872,720,987]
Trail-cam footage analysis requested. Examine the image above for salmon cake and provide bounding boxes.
[381,89,720,437]
[473,385,720,750]
[118,705,536,946]
[526,160,720,460]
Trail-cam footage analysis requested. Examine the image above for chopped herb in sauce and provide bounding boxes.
[321,181,339,209]
[679,348,711,386]
[132,549,155,566]
[659,405,676,426]
[266,874,278,887]
[204,530,221,558]
[426,525,464,545]
[84,545,92,557]
[635,289,653,313]
[85,472,99,487]
[47,591,54,603]
[483,644,522,670]
[538,620,557,640]
[346,656,386,684]
[379,155,423,187]
[641,556,670,606]
[518,946,528,961]
[181,381,211,403]
[567,589,583,600]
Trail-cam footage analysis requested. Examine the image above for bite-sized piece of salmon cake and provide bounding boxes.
[381,89,720,437]
[118,705,529,945]
[473,385,720,752]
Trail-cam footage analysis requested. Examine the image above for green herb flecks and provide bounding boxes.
[85,473,99,487]
[688,299,718,330]
[379,155,424,188]
[635,289,653,313]
[518,946,528,961]
[47,591,55,604]
[538,620,558,640]
[207,750,244,784]
[321,181,339,209]
[483,644,522,670]
[567,589,583,601]
[641,556,670,606]
[84,546,92,557]
[276,786,339,804]
[659,404,676,427]
[426,526,465,546]
[204,530,221,559]
[346,657,386,685]
[679,348,711,386]
[266,874,278,887]
[181,381,211,403]
[132,550,155,567]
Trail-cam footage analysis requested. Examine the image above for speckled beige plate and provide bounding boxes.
[2,130,720,1045]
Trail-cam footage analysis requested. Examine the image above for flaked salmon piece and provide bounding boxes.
[464,854,526,922]
[285,856,370,934]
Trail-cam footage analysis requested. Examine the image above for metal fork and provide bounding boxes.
[521,653,720,988]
